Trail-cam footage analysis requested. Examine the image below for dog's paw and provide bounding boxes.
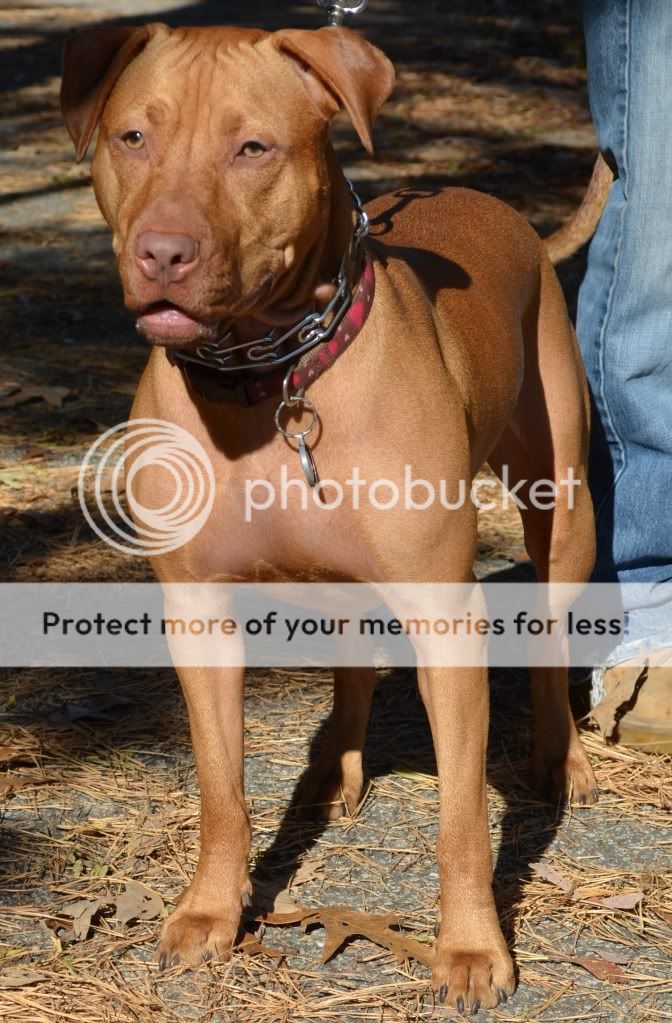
[534,742,598,805]
[157,880,251,970]
[157,908,238,969]
[294,752,364,821]
[433,945,515,1013]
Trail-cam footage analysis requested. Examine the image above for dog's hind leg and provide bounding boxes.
[488,253,598,804]
[295,665,376,820]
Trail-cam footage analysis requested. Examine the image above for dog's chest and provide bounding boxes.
[184,443,384,581]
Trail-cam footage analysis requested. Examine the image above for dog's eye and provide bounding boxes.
[240,141,267,159]
[122,130,145,150]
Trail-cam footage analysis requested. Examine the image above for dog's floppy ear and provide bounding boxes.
[274,26,394,154]
[60,24,167,162]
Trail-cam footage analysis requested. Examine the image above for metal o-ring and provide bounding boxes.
[274,397,318,441]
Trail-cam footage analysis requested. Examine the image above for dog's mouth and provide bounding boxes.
[134,273,279,347]
[135,301,219,347]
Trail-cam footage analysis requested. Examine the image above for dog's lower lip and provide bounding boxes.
[136,302,205,341]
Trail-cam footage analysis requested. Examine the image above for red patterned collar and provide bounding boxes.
[169,253,375,407]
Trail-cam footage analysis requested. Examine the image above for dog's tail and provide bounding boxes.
[543,153,613,265]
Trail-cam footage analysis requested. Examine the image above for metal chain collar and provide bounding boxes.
[172,179,369,378]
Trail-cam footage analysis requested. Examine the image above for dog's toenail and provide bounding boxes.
[438,984,447,1004]
[457,995,465,1012]
[472,999,480,1015]
[497,988,507,1004]
[591,788,599,802]
[203,950,213,963]
[158,952,167,972]
[169,954,180,968]
[434,920,441,938]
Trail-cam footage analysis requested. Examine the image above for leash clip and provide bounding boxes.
[316,0,368,26]
[275,367,319,487]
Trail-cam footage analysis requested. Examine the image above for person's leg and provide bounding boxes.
[578,0,672,737]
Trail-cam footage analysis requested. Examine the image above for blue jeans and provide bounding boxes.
[578,0,672,696]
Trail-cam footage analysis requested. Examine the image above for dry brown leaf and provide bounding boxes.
[597,947,633,965]
[236,928,285,960]
[591,891,644,911]
[258,904,319,927]
[0,967,48,989]
[320,907,434,967]
[50,898,104,943]
[0,773,57,797]
[568,956,628,983]
[114,881,164,925]
[0,386,72,409]
[254,884,312,923]
[258,901,433,968]
[48,883,164,944]
[531,861,572,893]
[0,745,36,765]
[538,871,645,912]
[289,858,325,889]
[123,833,162,869]
[319,909,399,963]
[546,952,629,983]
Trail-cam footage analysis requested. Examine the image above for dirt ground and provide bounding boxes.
[0,1,671,1021]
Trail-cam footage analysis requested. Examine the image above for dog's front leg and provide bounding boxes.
[157,661,250,969]
[418,665,515,1012]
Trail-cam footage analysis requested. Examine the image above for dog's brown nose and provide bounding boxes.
[135,231,199,284]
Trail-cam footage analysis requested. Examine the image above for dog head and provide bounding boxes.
[60,24,394,346]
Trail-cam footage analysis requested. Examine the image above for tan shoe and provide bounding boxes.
[592,649,672,753]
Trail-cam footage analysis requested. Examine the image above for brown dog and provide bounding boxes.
[61,23,599,1012]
